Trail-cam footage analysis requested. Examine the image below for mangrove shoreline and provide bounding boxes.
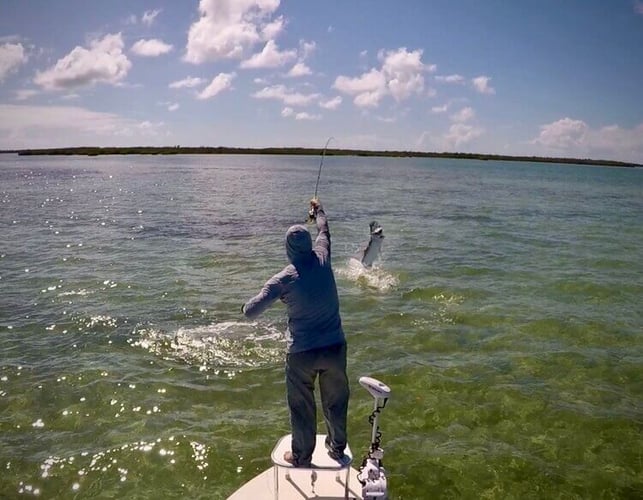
[1,146,640,168]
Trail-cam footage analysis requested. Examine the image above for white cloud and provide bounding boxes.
[334,68,387,108]
[252,84,320,106]
[334,47,432,108]
[0,104,165,148]
[281,107,320,120]
[184,0,281,64]
[0,43,28,82]
[380,47,431,101]
[262,16,285,39]
[287,61,312,77]
[240,40,296,69]
[445,123,484,148]
[294,111,321,120]
[436,74,465,84]
[472,75,495,95]
[299,40,316,59]
[158,101,180,112]
[169,76,205,89]
[532,117,588,149]
[142,9,162,26]
[531,117,643,162]
[432,104,448,113]
[319,96,342,110]
[197,72,236,99]
[450,106,475,123]
[34,33,131,90]
[131,39,173,57]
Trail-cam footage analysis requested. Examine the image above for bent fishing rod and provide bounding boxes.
[313,136,334,200]
[308,137,334,221]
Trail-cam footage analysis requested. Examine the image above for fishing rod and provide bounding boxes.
[313,136,334,199]
[308,136,334,222]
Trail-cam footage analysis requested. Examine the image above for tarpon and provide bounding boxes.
[352,221,384,268]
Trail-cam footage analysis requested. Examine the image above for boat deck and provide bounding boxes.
[227,434,363,499]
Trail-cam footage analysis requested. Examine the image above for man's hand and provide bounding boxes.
[308,198,321,221]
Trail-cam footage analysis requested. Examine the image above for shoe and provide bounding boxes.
[325,441,348,463]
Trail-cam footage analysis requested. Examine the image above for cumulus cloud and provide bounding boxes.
[334,68,387,108]
[169,76,205,89]
[262,16,285,39]
[158,101,180,111]
[287,61,312,77]
[287,62,312,77]
[531,117,643,162]
[184,0,281,64]
[532,117,587,149]
[240,39,296,69]
[252,84,320,106]
[445,123,484,148]
[472,75,495,95]
[197,72,236,99]
[436,74,465,84]
[300,40,316,59]
[0,104,165,148]
[0,42,28,81]
[142,9,162,26]
[281,107,320,120]
[131,39,173,57]
[381,47,431,101]
[34,33,131,90]
[333,47,432,108]
[450,106,475,123]
[319,96,342,110]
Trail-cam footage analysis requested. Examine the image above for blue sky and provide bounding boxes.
[1,0,642,163]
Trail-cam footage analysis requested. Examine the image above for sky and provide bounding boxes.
[1,0,642,163]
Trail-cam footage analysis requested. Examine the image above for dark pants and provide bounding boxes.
[285,342,349,466]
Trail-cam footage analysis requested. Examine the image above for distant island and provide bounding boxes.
[3,146,641,168]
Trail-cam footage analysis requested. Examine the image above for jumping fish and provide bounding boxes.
[352,221,384,268]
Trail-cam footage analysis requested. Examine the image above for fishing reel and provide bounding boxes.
[306,207,316,223]
[357,376,391,500]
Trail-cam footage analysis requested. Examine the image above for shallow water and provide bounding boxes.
[0,154,641,499]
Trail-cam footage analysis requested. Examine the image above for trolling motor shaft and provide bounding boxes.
[357,376,391,500]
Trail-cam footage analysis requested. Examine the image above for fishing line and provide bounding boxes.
[307,136,334,222]
[313,136,334,199]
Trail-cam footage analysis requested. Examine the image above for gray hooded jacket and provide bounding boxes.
[242,204,345,353]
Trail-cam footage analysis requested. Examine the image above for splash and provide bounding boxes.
[337,258,398,292]
[130,321,285,371]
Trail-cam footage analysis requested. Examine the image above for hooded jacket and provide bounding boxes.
[242,204,345,353]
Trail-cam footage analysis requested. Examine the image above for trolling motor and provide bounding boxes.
[357,376,391,499]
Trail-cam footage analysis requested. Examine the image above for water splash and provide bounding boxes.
[337,258,398,291]
[130,321,285,371]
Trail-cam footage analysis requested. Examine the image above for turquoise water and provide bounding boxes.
[0,154,641,499]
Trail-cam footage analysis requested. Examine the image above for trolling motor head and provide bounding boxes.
[359,376,391,400]
[358,376,391,500]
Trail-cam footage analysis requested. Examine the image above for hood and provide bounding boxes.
[285,224,313,263]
